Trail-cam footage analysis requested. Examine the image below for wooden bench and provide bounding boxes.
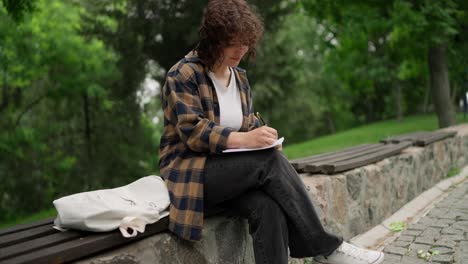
[290,130,457,175]
[380,130,457,146]
[0,217,169,264]
[290,142,412,174]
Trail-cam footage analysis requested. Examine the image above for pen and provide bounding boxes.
[255,112,267,126]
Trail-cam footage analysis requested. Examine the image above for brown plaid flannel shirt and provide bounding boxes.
[159,51,260,241]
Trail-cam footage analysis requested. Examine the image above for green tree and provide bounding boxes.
[249,10,354,142]
[302,0,467,127]
[1,0,36,22]
[0,0,158,221]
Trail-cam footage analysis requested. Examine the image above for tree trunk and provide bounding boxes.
[451,83,458,109]
[423,82,430,113]
[427,43,456,128]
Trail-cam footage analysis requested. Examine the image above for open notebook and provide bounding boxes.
[223,137,284,153]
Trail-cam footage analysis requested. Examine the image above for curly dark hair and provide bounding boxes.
[195,0,264,70]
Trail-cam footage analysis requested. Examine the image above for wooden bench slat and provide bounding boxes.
[414,131,457,146]
[0,218,55,237]
[380,131,429,144]
[290,143,373,164]
[380,130,457,145]
[311,144,385,166]
[2,217,169,264]
[290,144,379,172]
[0,228,83,261]
[320,141,412,174]
[0,225,58,248]
[304,144,386,173]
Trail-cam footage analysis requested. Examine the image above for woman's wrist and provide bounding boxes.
[226,132,245,148]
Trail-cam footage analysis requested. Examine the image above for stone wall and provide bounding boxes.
[75,216,254,264]
[303,125,468,240]
[76,125,468,264]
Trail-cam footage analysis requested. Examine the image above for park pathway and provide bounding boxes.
[383,180,468,263]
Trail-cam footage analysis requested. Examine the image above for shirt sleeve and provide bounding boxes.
[163,66,234,154]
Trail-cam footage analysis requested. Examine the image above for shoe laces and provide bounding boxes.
[336,242,372,260]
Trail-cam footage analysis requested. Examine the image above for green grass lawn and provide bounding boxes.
[283,113,468,160]
[0,208,57,230]
[1,113,467,230]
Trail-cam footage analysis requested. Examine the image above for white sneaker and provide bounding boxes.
[313,242,384,264]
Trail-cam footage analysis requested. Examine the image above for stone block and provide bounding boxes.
[75,216,255,264]
[439,234,464,242]
[430,254,453,263]
[403,230,422,236]
[401,255,428,264]
[384,245,408,256]
[452,220,468,232]
[397,235,416,242]
[346,171,363,201]
[414,236,435,245]
[421,227,441,238]
[383,253,402,262]
[407,243,430,257]
[429,246,454,255]
[441,227,459,235]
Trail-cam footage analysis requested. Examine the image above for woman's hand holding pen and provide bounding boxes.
[246,126,278,147]
[226,126,278,149]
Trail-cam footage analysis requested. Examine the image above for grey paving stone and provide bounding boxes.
[384,253,402,261]
[439,199,458,206]
[430,254,453,263]
[421,227,442,237]
[439,212,463,220]
[398,235,416,242]
[418,217,437,225]
[414,236,436,245]
[392,240,412,247]
[435,202,452,208]
[402,230,422,236]
[441,227,460,235]
[429,246,455,255]
[407,243,430,257]
[439,219,456,224]
[430,219,455,228]
[401,255,427,264]
[434,238,457,249]
[440,234,464,242]
[454,251,468,264]
[428,208,450,218]
[459,241,468,252]
[382,260,399,264]
[383,181,468,264]
[455,202,468,209]
[382,253,402,263]
[458,213,468,220]
[407,223,428,230]
[384,245,408,256]
[452,220,468,231]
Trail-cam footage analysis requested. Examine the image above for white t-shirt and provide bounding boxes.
[208,68,243,131]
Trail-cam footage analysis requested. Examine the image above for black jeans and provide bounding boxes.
[203,148,342,264]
